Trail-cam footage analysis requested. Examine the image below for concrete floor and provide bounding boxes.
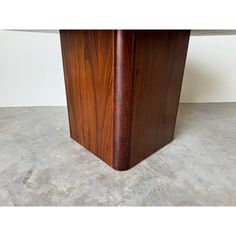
[0,103,236,206]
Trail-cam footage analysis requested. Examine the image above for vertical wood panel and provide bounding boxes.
[60,30,113,165]
[130,30,190,167]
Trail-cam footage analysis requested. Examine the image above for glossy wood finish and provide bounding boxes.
[113,30,135,170]
[60,30,113,165]
[60,30,190,170]
[130,31,190,167]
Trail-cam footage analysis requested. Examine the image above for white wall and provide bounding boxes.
[0,30,66,107]
[180,35,236,103]
[0,31,236,107]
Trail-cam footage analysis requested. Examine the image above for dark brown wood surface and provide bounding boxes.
[130,30,190,167]
[113,30,135,170]
[60,30,190,170]
[60,30,113,165]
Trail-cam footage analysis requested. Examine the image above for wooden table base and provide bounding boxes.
[60,30,190,170]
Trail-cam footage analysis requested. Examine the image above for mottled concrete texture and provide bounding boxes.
[0,104,236,206]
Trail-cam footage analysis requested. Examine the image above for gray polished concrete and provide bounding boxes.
[0,103,236,206]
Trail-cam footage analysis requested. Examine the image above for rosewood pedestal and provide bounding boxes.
[60,30,190,170]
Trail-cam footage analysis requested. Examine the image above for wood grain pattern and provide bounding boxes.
[60,30,190,170]
[113,30,135,170]
[130,30,190,167]
[60,30,113,165]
